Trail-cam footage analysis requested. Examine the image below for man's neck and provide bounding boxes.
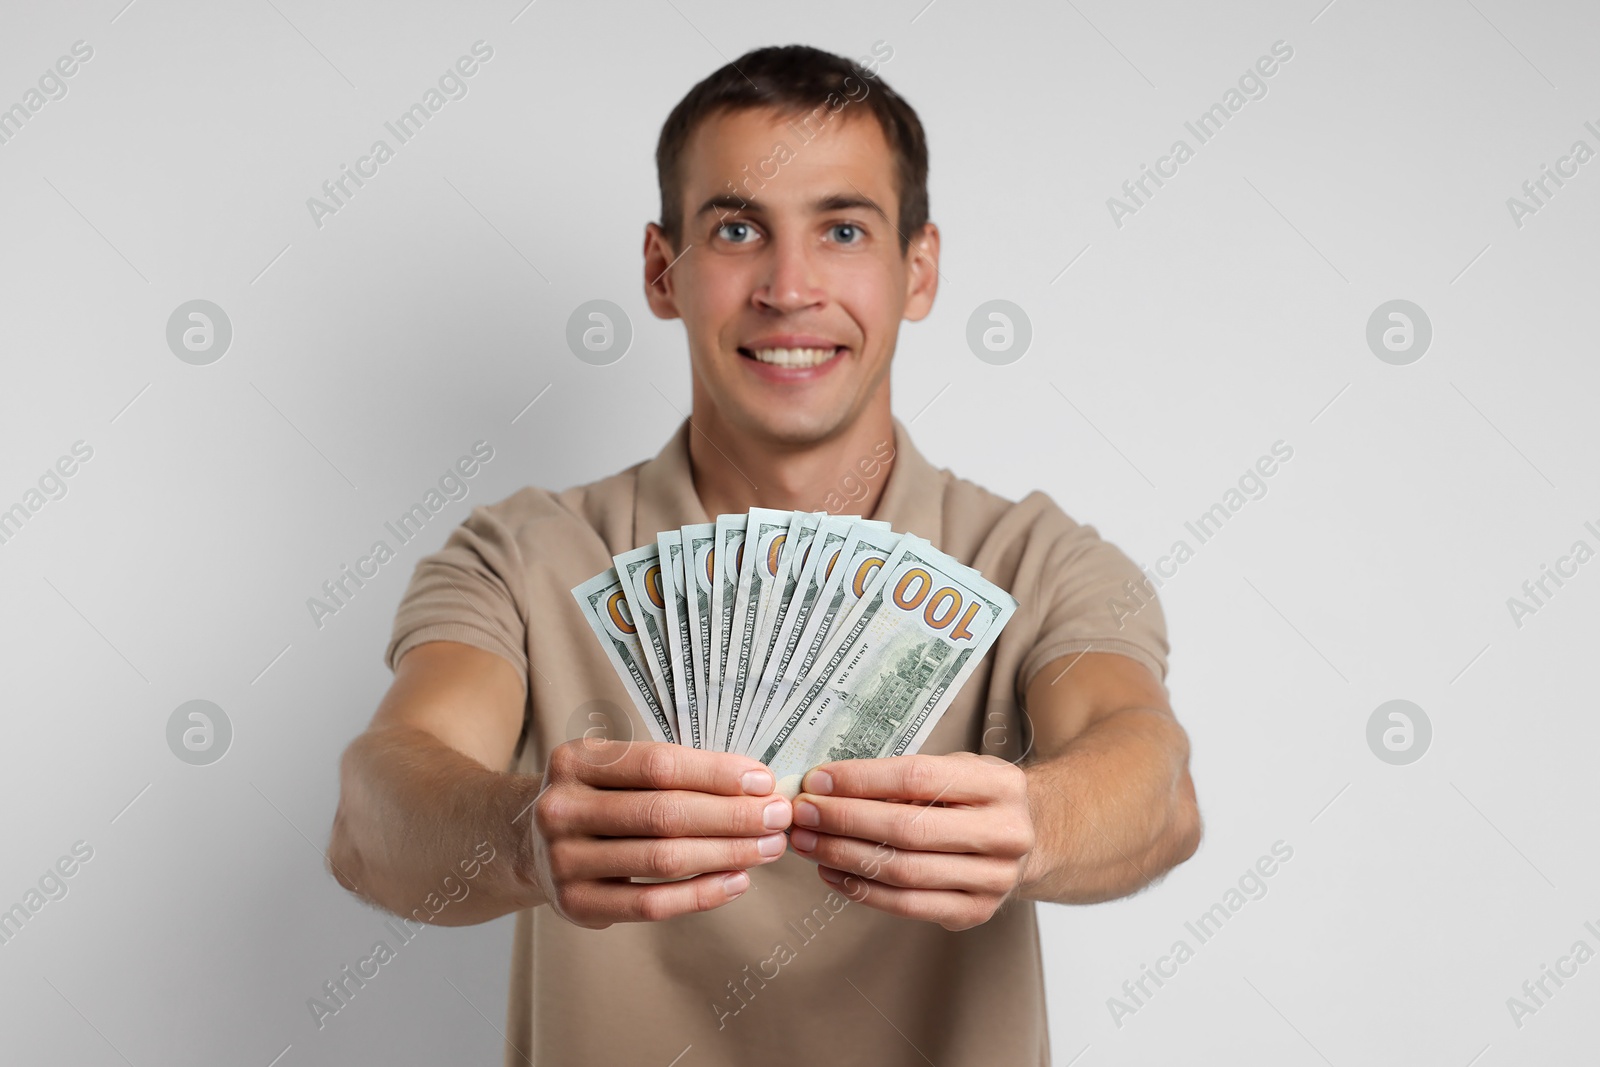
[686,402,897,521]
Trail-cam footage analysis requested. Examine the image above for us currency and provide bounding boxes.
[716,507,796,753]
[680,522,717,736]
[614,544,678,741]
[760,536,1019,796]
[656,530,702,749]
[730,509,828,756]
[570,568,676,744]
[754,511,823,633]
[707,513,748,750]
[745,519,899,759]
[743,515,887,750]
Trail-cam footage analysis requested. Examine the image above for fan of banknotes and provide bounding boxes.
[570,508,1019,796]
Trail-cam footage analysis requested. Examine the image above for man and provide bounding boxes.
[328,43,1200,1066]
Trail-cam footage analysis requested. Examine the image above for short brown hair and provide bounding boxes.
[654,43,928,255]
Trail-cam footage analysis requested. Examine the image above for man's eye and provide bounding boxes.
[830,223,863,244]
[716,221,757,243]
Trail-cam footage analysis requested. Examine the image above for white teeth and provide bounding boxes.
[747,346,838,367]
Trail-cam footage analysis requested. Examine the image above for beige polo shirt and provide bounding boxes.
[384,415,1169,1067]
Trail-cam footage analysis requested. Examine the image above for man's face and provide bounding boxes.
[644,105,939,446]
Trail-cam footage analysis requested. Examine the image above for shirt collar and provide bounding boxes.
[633,415,945,549]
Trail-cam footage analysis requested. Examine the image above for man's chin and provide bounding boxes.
[729,404,847,448]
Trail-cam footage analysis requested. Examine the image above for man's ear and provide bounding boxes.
[901,221,941,323]
[643,222,685,321]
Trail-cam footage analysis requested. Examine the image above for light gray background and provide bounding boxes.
[2,0,1595,1063]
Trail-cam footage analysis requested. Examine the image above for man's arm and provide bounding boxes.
[786,651,1201,927]
[327,640,793,929]
[326,640,545,925]
[1015,650,1201,904]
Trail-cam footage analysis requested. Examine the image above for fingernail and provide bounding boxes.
[741,769,774,795]
[790,827,818,852]
[723,871,750,895]
[818,866,843,883]
[793,800,820,827]
[763,798,790,829]
[758,833,786,857]
[804,769,834,795]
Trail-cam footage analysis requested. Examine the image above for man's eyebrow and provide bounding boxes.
[693,192,891,223]
[696,194,757,218]
[812,193,889,222]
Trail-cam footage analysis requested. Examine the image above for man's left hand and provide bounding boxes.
[786,752,1036,931]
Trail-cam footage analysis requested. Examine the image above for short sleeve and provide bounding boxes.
[384,503,530,696]
[1013,510,1170,704]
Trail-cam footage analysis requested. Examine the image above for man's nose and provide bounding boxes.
[753,233,824,314]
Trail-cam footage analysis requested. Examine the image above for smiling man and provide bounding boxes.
[328,44,1200,1066]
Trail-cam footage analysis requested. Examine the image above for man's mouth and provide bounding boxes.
[737,345,847,368]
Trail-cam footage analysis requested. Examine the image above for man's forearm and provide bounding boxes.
[1018,706,1200,905]
[327,724,546,925]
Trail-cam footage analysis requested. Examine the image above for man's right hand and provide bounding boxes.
[529,739,793,929]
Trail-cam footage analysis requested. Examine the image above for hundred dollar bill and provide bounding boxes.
[656,530,702,749]
[680,522,717,736]
[707,513,748,751]
[760,536,1018,796]
[730,509,828,756]
[745,519,899,758]
[614,543,678,741]
[756,511,823,627]
[716,508,795,753]
[570,568,675,744]
[742,515,887,753]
